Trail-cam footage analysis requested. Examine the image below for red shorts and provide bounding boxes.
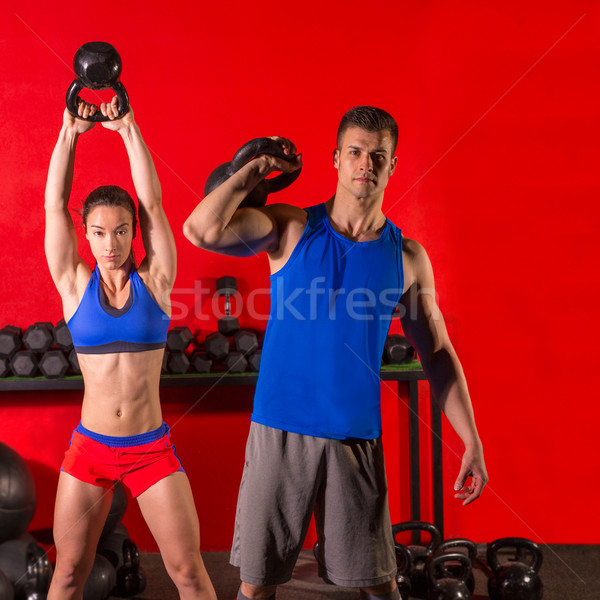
[61,422,184,498]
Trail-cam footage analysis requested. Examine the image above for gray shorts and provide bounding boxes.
[230,422,396,588]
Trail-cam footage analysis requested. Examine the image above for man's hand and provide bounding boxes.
[453,445,489,506]
[260,136,303,173]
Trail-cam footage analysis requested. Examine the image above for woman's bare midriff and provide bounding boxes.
[78,348,165,437]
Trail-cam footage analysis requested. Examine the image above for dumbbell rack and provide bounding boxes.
[0,362,444,539]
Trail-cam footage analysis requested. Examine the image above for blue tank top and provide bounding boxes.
[67,266,169,354]
[252,203,404,440]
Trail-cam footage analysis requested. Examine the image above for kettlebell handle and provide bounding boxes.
[426,552,471,587]
[203,137,302,208]
[487,537,543,573]
[435,538,477,582]
[391,521,442,551]
[231,137,302,195]
[231,137,297,170]
[66,80,129,122]
[395,543,413,574]
[435,538,477,563]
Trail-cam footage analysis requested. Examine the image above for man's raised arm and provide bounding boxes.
[183,140,302,257]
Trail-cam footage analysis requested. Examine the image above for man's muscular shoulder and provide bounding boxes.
[263,203,307,249]
[402,236,433,291]
[263,203,308,268]
[264,202,307,225]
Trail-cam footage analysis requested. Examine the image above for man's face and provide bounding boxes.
[333,126,397,200]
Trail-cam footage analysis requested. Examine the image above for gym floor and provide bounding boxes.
[132,546,599,600]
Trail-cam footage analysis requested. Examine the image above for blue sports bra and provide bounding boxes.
[67,266,170,354]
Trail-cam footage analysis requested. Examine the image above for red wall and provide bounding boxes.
[1,0,599,551]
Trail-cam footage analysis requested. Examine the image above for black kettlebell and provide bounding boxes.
[115,539,146,597]
[487,537,543,600]
[426,553,472,600]
[66,42,129,122]
[83,553,116,600]
[392,521,442,598]
[395,543,412,600]
[204,137,302,207]
[97,523,130,570]
[434,538,477,594]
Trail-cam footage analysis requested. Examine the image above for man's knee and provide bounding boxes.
[360,579,400,599]
[238,582,277,599]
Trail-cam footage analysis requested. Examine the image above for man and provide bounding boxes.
[184,106,488,600]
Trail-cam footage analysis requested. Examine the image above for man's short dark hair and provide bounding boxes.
[337,106,399,153]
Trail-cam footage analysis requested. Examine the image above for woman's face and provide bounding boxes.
[85,205,134,270]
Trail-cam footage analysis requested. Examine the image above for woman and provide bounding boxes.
[44,97,217,600]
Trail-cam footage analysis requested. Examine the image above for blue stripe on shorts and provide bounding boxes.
[75,422,169,447]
